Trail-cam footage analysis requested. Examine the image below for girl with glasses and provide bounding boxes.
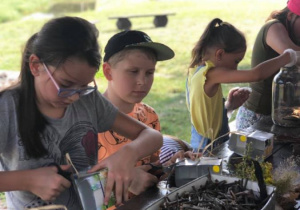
[0,16,162,209]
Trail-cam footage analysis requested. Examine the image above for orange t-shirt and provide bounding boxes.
[98,103,161,165]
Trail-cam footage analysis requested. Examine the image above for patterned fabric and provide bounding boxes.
[159,135,191,164]
[98,102,160,166]
[235,105,265,130]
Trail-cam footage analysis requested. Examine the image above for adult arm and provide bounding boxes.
[266,22,300,53]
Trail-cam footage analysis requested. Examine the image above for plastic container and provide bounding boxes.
[272,65,300,127]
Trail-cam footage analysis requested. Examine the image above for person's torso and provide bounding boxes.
[0,89,118,210]
[186,62,224,139]
[245,20,281,115]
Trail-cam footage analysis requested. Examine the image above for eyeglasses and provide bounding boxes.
[42,63,97,98]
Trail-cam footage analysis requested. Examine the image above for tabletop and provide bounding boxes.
[117,116,300,210]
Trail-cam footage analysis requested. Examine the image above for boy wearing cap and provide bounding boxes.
[98,30,174,195]
[236,0,300,130]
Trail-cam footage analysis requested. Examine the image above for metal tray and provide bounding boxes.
[146,174,276,210]
[175,157,222,187]
[228,129,274,161]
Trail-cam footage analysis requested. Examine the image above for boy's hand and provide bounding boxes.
[128,165,158,195]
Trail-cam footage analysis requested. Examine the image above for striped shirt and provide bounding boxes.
[160,135,192,164]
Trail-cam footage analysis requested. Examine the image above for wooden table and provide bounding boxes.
[117,116,300,209]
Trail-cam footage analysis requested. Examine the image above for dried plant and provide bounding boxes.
[272,156,300,197]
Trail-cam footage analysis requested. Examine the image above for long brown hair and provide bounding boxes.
[4,17,101,158]
[189,18,246,69]
[267,7,300,45]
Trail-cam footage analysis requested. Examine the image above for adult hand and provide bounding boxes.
[88,145,137,206]
[283,49,300,67]
[295,51,300,66]
[128,165,158,196]
[225,87,251,112]
[28,165,71,202]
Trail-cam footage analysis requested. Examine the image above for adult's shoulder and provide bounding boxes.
[265,19,281,26]
[264,19,283,30]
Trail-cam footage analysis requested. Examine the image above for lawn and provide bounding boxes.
[0,0,286,142]
[0,0,288,206]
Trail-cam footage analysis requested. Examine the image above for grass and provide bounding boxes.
[0,0,287,206]
[0,0,285,141]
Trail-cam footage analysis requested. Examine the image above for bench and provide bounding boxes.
[108,13,176,30]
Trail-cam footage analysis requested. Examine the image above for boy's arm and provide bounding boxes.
[89,111,163,205]
[111,111,163,160]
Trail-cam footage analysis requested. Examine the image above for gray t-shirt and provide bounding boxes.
[0,89,118,210]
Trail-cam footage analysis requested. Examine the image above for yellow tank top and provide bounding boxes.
[186,61,224,139]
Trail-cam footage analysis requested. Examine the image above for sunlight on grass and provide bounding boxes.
[0,0,287,204]
[0,0,285,142]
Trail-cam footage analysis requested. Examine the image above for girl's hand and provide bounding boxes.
[184,151,202,161]
[27,165,71,201]
[226,87,251,112]
[88,145,137,206]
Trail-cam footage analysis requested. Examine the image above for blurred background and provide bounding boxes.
[0,0,286,143]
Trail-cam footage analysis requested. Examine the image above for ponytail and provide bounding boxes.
[189,18,246,69]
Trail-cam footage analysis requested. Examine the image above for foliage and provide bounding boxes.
[229,143,273,184]
[0,0,51,23]
[272,157,300,197]
[230,144,300,206]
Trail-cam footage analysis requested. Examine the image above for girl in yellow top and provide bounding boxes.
[186,18,299,152]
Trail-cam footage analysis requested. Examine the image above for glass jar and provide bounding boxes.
[272,65,300,127]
